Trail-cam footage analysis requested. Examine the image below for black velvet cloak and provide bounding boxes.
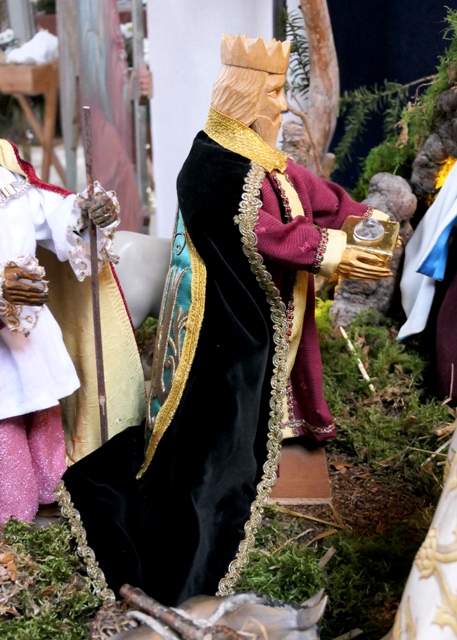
[63,132,280,606]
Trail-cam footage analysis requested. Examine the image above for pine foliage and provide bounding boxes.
[332,81,414,173]
[351,7,457,200]
[281,9,310,101]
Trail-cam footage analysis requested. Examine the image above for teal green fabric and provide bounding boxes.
[149,211,193,420]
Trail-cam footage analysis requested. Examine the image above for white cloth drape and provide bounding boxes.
[399,161,457,340]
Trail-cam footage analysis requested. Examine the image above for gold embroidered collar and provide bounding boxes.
[204,106,288,173]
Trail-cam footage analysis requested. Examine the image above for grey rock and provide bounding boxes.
[411,133,449,193]
[436,88,457,114]
[330,173,417,327]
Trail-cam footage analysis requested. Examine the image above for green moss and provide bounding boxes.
[321,526,426,638]
[317,308,448,484]
[350,140,415,201]
[238,506,429,639]
[239,304,449,638]
[237,546,325,604]
[237,506,325,602]
[135,315,157,350]
[0,519,101,639]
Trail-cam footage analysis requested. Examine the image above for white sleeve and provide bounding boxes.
[32,182,119,282]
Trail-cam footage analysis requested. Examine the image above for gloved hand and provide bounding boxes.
[78,188,120,228]
[336,248,392,280]
[2,265,49,306]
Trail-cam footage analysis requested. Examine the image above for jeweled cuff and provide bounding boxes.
[311,227,330,274]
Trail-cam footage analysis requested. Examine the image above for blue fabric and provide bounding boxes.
[418,219,457,280]
[149,211,192,420]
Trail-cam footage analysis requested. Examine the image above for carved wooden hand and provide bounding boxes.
[2,265,49,306]
[79,192,119,228]
[336,248,392,281]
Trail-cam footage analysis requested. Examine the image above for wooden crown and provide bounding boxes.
[220,34,291,75]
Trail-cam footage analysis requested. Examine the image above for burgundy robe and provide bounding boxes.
[255,159,369,440]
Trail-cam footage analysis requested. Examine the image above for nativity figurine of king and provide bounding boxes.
[63,34,391,606]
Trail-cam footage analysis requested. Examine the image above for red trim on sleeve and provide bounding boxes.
[8,140,72,197]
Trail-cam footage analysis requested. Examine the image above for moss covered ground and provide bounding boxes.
[0,305,450,639]
[238,302,451,639]
[0,519,101,639]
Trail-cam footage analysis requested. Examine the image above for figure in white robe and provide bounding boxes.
[0,142,120,523]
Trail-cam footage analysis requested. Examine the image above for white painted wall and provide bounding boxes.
[147,1,273,238]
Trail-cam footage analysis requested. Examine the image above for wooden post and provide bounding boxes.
[6,0,35,44]
[56,0,80,193]
[132,0,149,213]
[82,106,109,446]
[282,0,339,178]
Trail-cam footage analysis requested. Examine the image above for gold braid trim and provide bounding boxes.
[204,107,288,174]
[54,480,115,602]
[217,162,287,595]
[137,230,207,478]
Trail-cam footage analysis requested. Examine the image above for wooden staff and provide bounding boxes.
[82,105,109,445]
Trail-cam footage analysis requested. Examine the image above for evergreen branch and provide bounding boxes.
[283,9,310,100]
[333,75,437,173]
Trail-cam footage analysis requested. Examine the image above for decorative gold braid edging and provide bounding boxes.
[217,161,288,596]
[137,230,207,478]
[204,107,288,174]
[54,480,116,602]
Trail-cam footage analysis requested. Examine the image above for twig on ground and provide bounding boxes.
[407,446,447,458]
[421,438,452,467]
[377,447,409,466]
[272,505,345,529]
[435,417,457,438]
[305,529,338,547]
[318,546,336,568]
[272,529,313,555]
[331,630,364,640]
[329,502,349,530]
[339,327,375,393]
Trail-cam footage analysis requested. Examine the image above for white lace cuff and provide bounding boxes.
[68,181,120,282]
[0,255,47,336]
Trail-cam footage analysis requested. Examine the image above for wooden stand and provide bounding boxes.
[0,60,65,184]
[270,444,332,505]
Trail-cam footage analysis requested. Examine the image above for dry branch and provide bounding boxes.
[282,0,339,177]
[272,505,345,529]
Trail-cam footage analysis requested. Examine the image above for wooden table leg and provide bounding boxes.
[13,91,66,185]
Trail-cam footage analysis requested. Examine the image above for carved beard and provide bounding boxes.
[251,115,282,150]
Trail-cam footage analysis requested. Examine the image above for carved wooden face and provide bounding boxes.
[251,73,288,149]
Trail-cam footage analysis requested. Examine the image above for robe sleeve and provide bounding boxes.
[255,206,325,272]
[31,182,119,282]
[255,163,386,277]
[290,162,370,230]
